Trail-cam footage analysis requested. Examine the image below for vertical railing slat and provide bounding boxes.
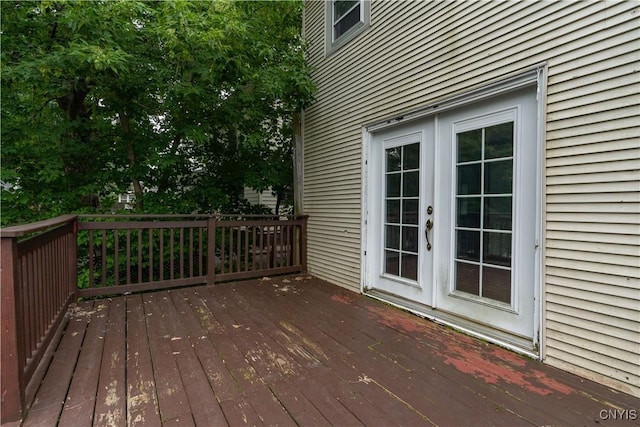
[206,217,216,285]
[189,227,194,278]
[126,229,131,285]
[138,228,143,284]
[221,227,226,275]
[89,230,94,288]
[170,229,175,280]
[101,230,107,287]
[199,227,204,277]
[160,228,164,281]
[114,230,119,286]
[148,229,154,282]
[180,228,185,279]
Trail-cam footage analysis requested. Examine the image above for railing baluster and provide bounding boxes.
[244,226,249,272]
[89,230,94,288]
[126,229,131,285]
[170,228,175,280]
[199,227,203,277]
[35,248,43,348]
[101,229,107,287]
[258,225,265,270]
[159,228,164,281]
[188,228,193,278]
[138,228,142,284]
[148,229,154,282]
[114,229,119,286]
[21,257,30,359]
[221,227,226,275]
[207,217,216,285]
[179,227,184,279]
[252,226,257,271]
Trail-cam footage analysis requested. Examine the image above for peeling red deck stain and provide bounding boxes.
[436,340,575,396]
[331,294,355,304]
[364,300,575,397]
[490,347,527,367]
[536,375,575,395]
[366,305,436,334]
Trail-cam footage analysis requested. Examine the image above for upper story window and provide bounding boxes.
[326,0,370,55]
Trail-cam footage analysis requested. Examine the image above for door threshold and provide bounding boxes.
[365,289,540,359]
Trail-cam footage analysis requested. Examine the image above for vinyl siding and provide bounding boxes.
[243,187,278,212]
[302,0,640,395]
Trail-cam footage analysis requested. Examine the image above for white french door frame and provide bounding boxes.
[361,66,547,357]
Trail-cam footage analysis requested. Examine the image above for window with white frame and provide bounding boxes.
[326,0,369,54]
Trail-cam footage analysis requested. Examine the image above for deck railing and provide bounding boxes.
[0,213,307,423]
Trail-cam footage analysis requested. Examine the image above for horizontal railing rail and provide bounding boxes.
[1,213,308,423]
[1,215,78,423]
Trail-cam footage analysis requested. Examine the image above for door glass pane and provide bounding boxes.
[456,197,480,228]
[484,160,512,194]
[485,122,513,159]
[456,230,480,262]
[484,197,512,230]
[402,171,419,197]
[385,225,400,250]
[402,226,418,252]
[385,250,399,276]
[402,199,419,224]
[456,262,479,296]
[457,129,482,162]
[386,200,400,223]
[483,232,512,267]
[482,266,511,303]
[457,164,481,195]
[386,147,401,172]
[403,143,420,170]
[386,174,400,197]
[402,254,418,281]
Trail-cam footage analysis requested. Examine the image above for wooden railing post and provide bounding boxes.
[207,216,216,285]
[1,236,25,424]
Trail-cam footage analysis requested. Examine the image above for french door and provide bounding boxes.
[366,119,435,306]
[366,85,539,342]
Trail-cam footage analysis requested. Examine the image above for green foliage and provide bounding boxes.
[1,0,315,226]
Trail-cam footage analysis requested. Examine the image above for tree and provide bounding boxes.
[1,0,315,226]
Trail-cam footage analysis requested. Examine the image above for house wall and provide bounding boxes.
[302,1,639,396]
[243,187,279,212]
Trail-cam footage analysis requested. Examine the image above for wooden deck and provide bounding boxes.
[18,275,639,426]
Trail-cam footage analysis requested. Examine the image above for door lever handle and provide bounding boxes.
[425,218,433,251]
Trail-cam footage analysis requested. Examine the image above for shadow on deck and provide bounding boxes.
[15,275,640,426]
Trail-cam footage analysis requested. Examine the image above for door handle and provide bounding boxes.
[425,218,433,251]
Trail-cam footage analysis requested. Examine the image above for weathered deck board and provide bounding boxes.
[22,301,92,427]
[57,301,108,427]
[125,295,161,427]
[19,275,640,426]
[93,298,126,426]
